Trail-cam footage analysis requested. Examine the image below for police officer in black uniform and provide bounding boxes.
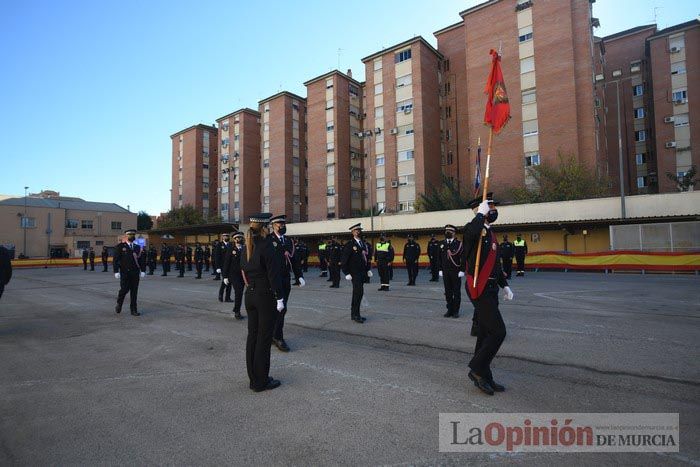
[223,232,246,320]
[269,214,305,352]
[147,245,157,275]
[364,237,373,283]
[403,234,421,285]
[438,224,465,318]
[328,236,343,288]
[82,248,89,270]
[243,213,284,392]
[500,235,514,279]
[210,240,220,277]
[297,239,309,272]
[464,194,514,395]
[113,229,147,316]
[175,244,186,278]
[101,246,109,272]
[374,234,394,291]
[216,234,232,300]
[160,243,171,276]
[186,245,193,271]
[204,245,211,272]
[194,243,204,279]
[427,234,440,281]
[341,223,373,323]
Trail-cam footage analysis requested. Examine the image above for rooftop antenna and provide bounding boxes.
[653,6,660,26]
[337,48,343,70]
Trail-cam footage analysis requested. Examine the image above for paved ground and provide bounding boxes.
[1,266,699,465]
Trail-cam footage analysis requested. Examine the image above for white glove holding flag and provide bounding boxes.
[114,273,120,280]
[140,272,145,278]
[503,286,514,301]
[298,277,306,287]
[478,200,490,216]
[276,299,285,312]
[439,270,443,277]
[345,274,352,281]
[367,270,373,277]
[458,271,465,278]
[216,268,221,274]
[224,278,230,286]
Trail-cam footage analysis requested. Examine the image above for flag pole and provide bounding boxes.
[472,127,494,289]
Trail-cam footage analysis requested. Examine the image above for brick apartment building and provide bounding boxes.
[216,108,261,223]
[305,70,365,220]
[170,124,219,218]
[258,92,308,222]
[361,37,443,215]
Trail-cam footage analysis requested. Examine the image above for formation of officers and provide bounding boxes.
[106,198,528,395]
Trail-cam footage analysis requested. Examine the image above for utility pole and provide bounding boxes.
[23,186,29,257]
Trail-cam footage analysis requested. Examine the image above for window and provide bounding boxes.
[292,157,300,166]
[326,122,334,131]
[349,85,359,97]
[674,113,689,127]
[222,185,229,194]
[672,89,687,102]
[376,154,385,166]
[221,153,229,164]
[630,60,642,73]
[221,203,229,211]
[292,138,299,148]
[263,178,270,188]
[396,74,412,87]
[635,153,646,165]
[398,150,415,161]
[203,182,209,189]
[376,202,386,212]
[292,102,300,111]
[395,49,411,63]
[375,106,384,119]
[263,158,270,168]
[65,219,78,229]
[443,59,450,72]
[635,130,646,142]
[634,107,645,119]
[19,216,35,228]
[377,178,386,189]
[326,99,334,109]
[222,138,229,147]
[79,219,92,229]
[373,58,382,71]
[523,119,539,136]
[203,163,209,170]
[671,63,686,75]
[445,106,452,118]
[263,196,270,204]
[326,186,335,196]
[76,241,90,250]
[263,140,270,149]
[399,174,415,186]
[222,122,229,131]
[399,201,415,212]
[374,83,383,95]
[325,78,334,89]
[400,124,414,135]
[396,99,413,112]
[326,142,334,152]
[444,81,451,95]
[632,84,644,96]
[525,153,540,166]
[349,104,359,116]
[518,25,533,43]
[233,134,239,141]
[522,88,536,104]
[326,164,335,176]
[202,193,208,201]
[637,176,647,188]
[263,122,269,132]
[520,56,535,74]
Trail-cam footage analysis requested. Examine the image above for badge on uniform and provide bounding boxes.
[440,245,444,249]
[273,241,278,247]
[122,248,127,252]
[353,246,358,251]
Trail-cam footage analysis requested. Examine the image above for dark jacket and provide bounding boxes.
[328,241,343,265]
[463,214,508,288]
[222,244,245,281]
[500,241,514,259]
[113,242,146,274]
[427,239,440,260]
[269,234,302,280]
[101,248,109,262]
[214,241,230,269]
[194,246,204,262]
[160,246,170,261]
[341,238,370,276]
[243,236,283,298]
[437,238,466,273]
[82,250,89,260]
[0,246,12,286]
[403,241,421,262]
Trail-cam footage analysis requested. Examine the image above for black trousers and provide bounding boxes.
[245,285,276,390]
[187,259,192,271]
[329,263,341,286]
[406,260,419,284]
[378,262,390,286]
[205,259,210,271]
[469,288,506,381]
[502,256,513,278]
[442,271,461,315]
[430,258,439,280]
[177,260,185,276]
[83,260,87,270]
[102,260,108,272]
[117,270,140,311]
[219,278,232,301]
[232,277,244,314]
[90,259,95,271]
[350,274,365,318]
[195,261,203,278]
[0,283,4,300]
[273,277,292,340]
[161,260,170,274]
[319,257,327,273]
[148,260,156,274]
[515,254,525,272]
[301,258,308,272]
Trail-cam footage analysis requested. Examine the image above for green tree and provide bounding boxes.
[157,205,206,228]
[415,175,471,212]
[137,211,153,231]
[666,165,697,192]
[504,152,610,204]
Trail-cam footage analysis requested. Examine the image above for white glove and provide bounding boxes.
[223,278,230,286]
[345,274,352,281]
[114,272,121,279]
[276,299,285,312]
[477,200,490,216]
[367,270,373,277]
[458,271,465,278]
[439,270,443,277]
[140,272,145,278]
[216,268,221,274]
[298,277,306,287]
[503,286,514,301]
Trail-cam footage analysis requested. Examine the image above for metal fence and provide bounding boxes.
[610,221,700,252]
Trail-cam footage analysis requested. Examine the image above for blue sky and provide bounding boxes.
[1,0,697,215]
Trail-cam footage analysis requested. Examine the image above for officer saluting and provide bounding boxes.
[464,194,514,395]
[341,223,373,323]
[243,213,284,392]
[222,232,246,320]
[403,234,421,286]
[438,225,465,318]
[113,229,147,316]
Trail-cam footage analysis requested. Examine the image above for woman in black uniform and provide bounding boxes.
[243,213,285,392]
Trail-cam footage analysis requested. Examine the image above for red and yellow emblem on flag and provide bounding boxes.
[483,49,510,134]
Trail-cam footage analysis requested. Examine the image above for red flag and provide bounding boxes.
[483,49,510,134]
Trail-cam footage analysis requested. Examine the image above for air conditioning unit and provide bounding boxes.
[404,108,412,114]
[664,116,675,123]
[594,73,604,82]
[670,46,681,53]
[665,142,677,148]
[390,180,399,188]
[374,127,382,134]
[390,128,399,135]
[233,152,240,158]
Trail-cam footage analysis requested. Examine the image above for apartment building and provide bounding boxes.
[304,69,365,220]
[361,37,443,214]
[258,92,308,222]
[170,124,219,218]
[216,108,262,222]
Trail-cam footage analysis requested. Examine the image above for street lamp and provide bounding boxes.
[23,186,28,257]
